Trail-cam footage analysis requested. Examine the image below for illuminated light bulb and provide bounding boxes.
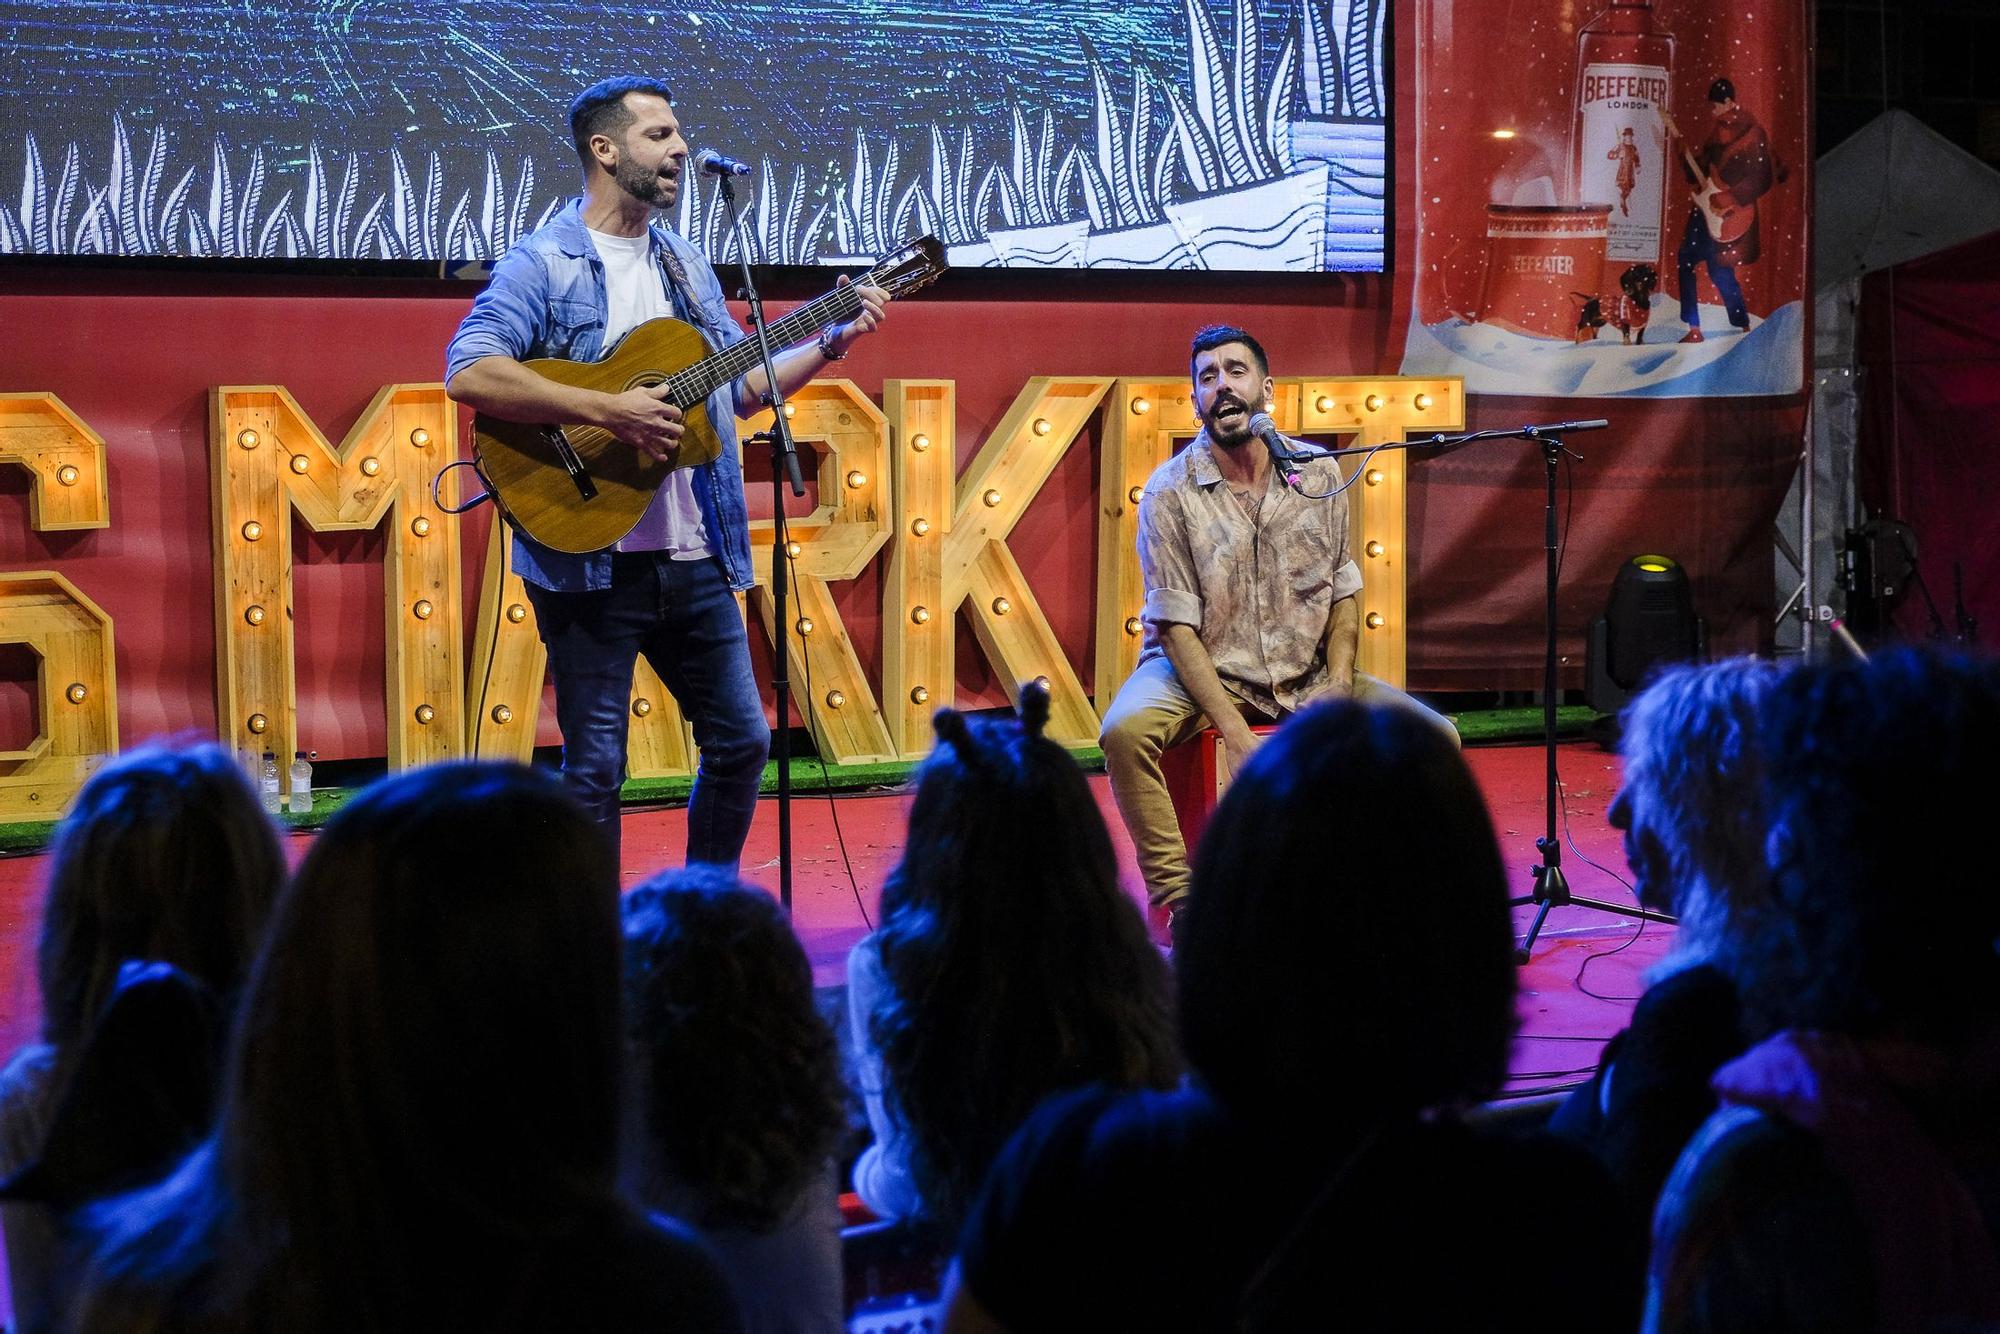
[1365,540,1385,558]
[244,605,267,626]
[782,402,796,419]
[1492,129,1518,140]
[65,682,87,705]
[236,429,260,450]
[1124,616,1142,636]
[910,433,931,452]
[1130,397,1151,415]
[1033,675,1051,691]
[56,464,79,486]
[824,689,846,709]
[1031,417,1052,436]
[983,488,1002,507]
[506,603,528,623]
[796,617,814,635]
[785,540,802,558]
[633,698,653,717]
[289,454,310,474]
[910,517,930,536]
[846,470,867,489]
[910,686,930,705]
[991,597,1011,615]
[360,456,381,477]
[1366,612,1385,629]
[242,521,263,542]
[1365,469,1384,486]
[1364,394,1384,412]
[911,606,931,625]
[411,516,432,537]
[415,704,436,724]
[409,427,431,447]
[491,705,513,724]
[413,599,433,620]
[247,713,268,734]
[1414,392,1433,411]
[1128,485,1144,504]
[1315,395,1333,413]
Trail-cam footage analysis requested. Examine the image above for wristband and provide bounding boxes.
[817,326,848,361]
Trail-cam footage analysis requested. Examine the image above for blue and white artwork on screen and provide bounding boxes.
[0,0,1384,272]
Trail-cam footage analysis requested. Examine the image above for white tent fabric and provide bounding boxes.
[1817,109,2000,288]
[1777,111,2000,654]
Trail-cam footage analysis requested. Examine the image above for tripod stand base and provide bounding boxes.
[1511,861,1675,963]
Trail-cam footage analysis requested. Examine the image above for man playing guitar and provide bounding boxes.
[1669,78,1781,344]
[446,76,888,869]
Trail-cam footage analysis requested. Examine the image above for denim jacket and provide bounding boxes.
[445,198,753,592]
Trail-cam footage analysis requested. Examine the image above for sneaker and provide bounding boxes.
[1678,329,1704,344]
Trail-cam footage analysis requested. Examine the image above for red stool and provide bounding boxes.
[1159,722,1280,857]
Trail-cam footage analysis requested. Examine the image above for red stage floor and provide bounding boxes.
[0,741,1664,1097]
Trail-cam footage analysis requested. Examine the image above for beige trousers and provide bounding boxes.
[1099,655,1460,906]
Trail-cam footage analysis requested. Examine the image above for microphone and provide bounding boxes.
[1527,419,1610,433]
[694,148,753,178]
[1247,411,1304,491]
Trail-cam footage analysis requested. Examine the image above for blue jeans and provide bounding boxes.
[525,552,770,870]
[1676,210,1748,331]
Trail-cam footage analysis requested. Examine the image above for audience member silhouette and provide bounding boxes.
[623,867,848,1334]
[1551,659,1780,1222]
[1646,650,2000,1333]
[0,742,283,1332]
[848,682,1180,1235]
[947,699,1638,1331]
[63,762,741,1334]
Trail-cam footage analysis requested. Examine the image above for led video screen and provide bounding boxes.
[0,0,1385,272]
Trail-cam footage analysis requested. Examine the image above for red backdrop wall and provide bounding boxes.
[0,260,1800,760]
[1857,232,2000,644]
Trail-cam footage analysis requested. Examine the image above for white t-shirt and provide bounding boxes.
[587,226,710,560]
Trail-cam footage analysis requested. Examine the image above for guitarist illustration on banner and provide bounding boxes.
[444,75,904,871]
[1668,77,1786,345]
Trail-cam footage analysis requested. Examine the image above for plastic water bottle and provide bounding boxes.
[259,752,282,815]
[288,750,314,814]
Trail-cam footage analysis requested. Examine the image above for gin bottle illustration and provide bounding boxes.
[1571,0,1675,270]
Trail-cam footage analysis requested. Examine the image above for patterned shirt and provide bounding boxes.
[1136,433,1363,718]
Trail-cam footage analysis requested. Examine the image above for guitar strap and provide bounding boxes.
[653,238,701,327]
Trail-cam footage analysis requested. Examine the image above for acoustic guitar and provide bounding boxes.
[1660,110,1754,248]
[471,234,946,553]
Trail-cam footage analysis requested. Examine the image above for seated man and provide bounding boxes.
[1100,324,1456,934]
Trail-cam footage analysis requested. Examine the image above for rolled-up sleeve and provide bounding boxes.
[1137,488,1203,629]
[1331,558,1364,604]
[1327,483,1364,604]
[444,246,549,386]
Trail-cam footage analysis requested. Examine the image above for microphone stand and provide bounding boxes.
[1274,419,1673,962]
[713,168,803,915]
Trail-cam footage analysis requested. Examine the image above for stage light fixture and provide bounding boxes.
[1585,553,1707,719]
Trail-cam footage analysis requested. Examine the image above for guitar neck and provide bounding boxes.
[669,284,866,406]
